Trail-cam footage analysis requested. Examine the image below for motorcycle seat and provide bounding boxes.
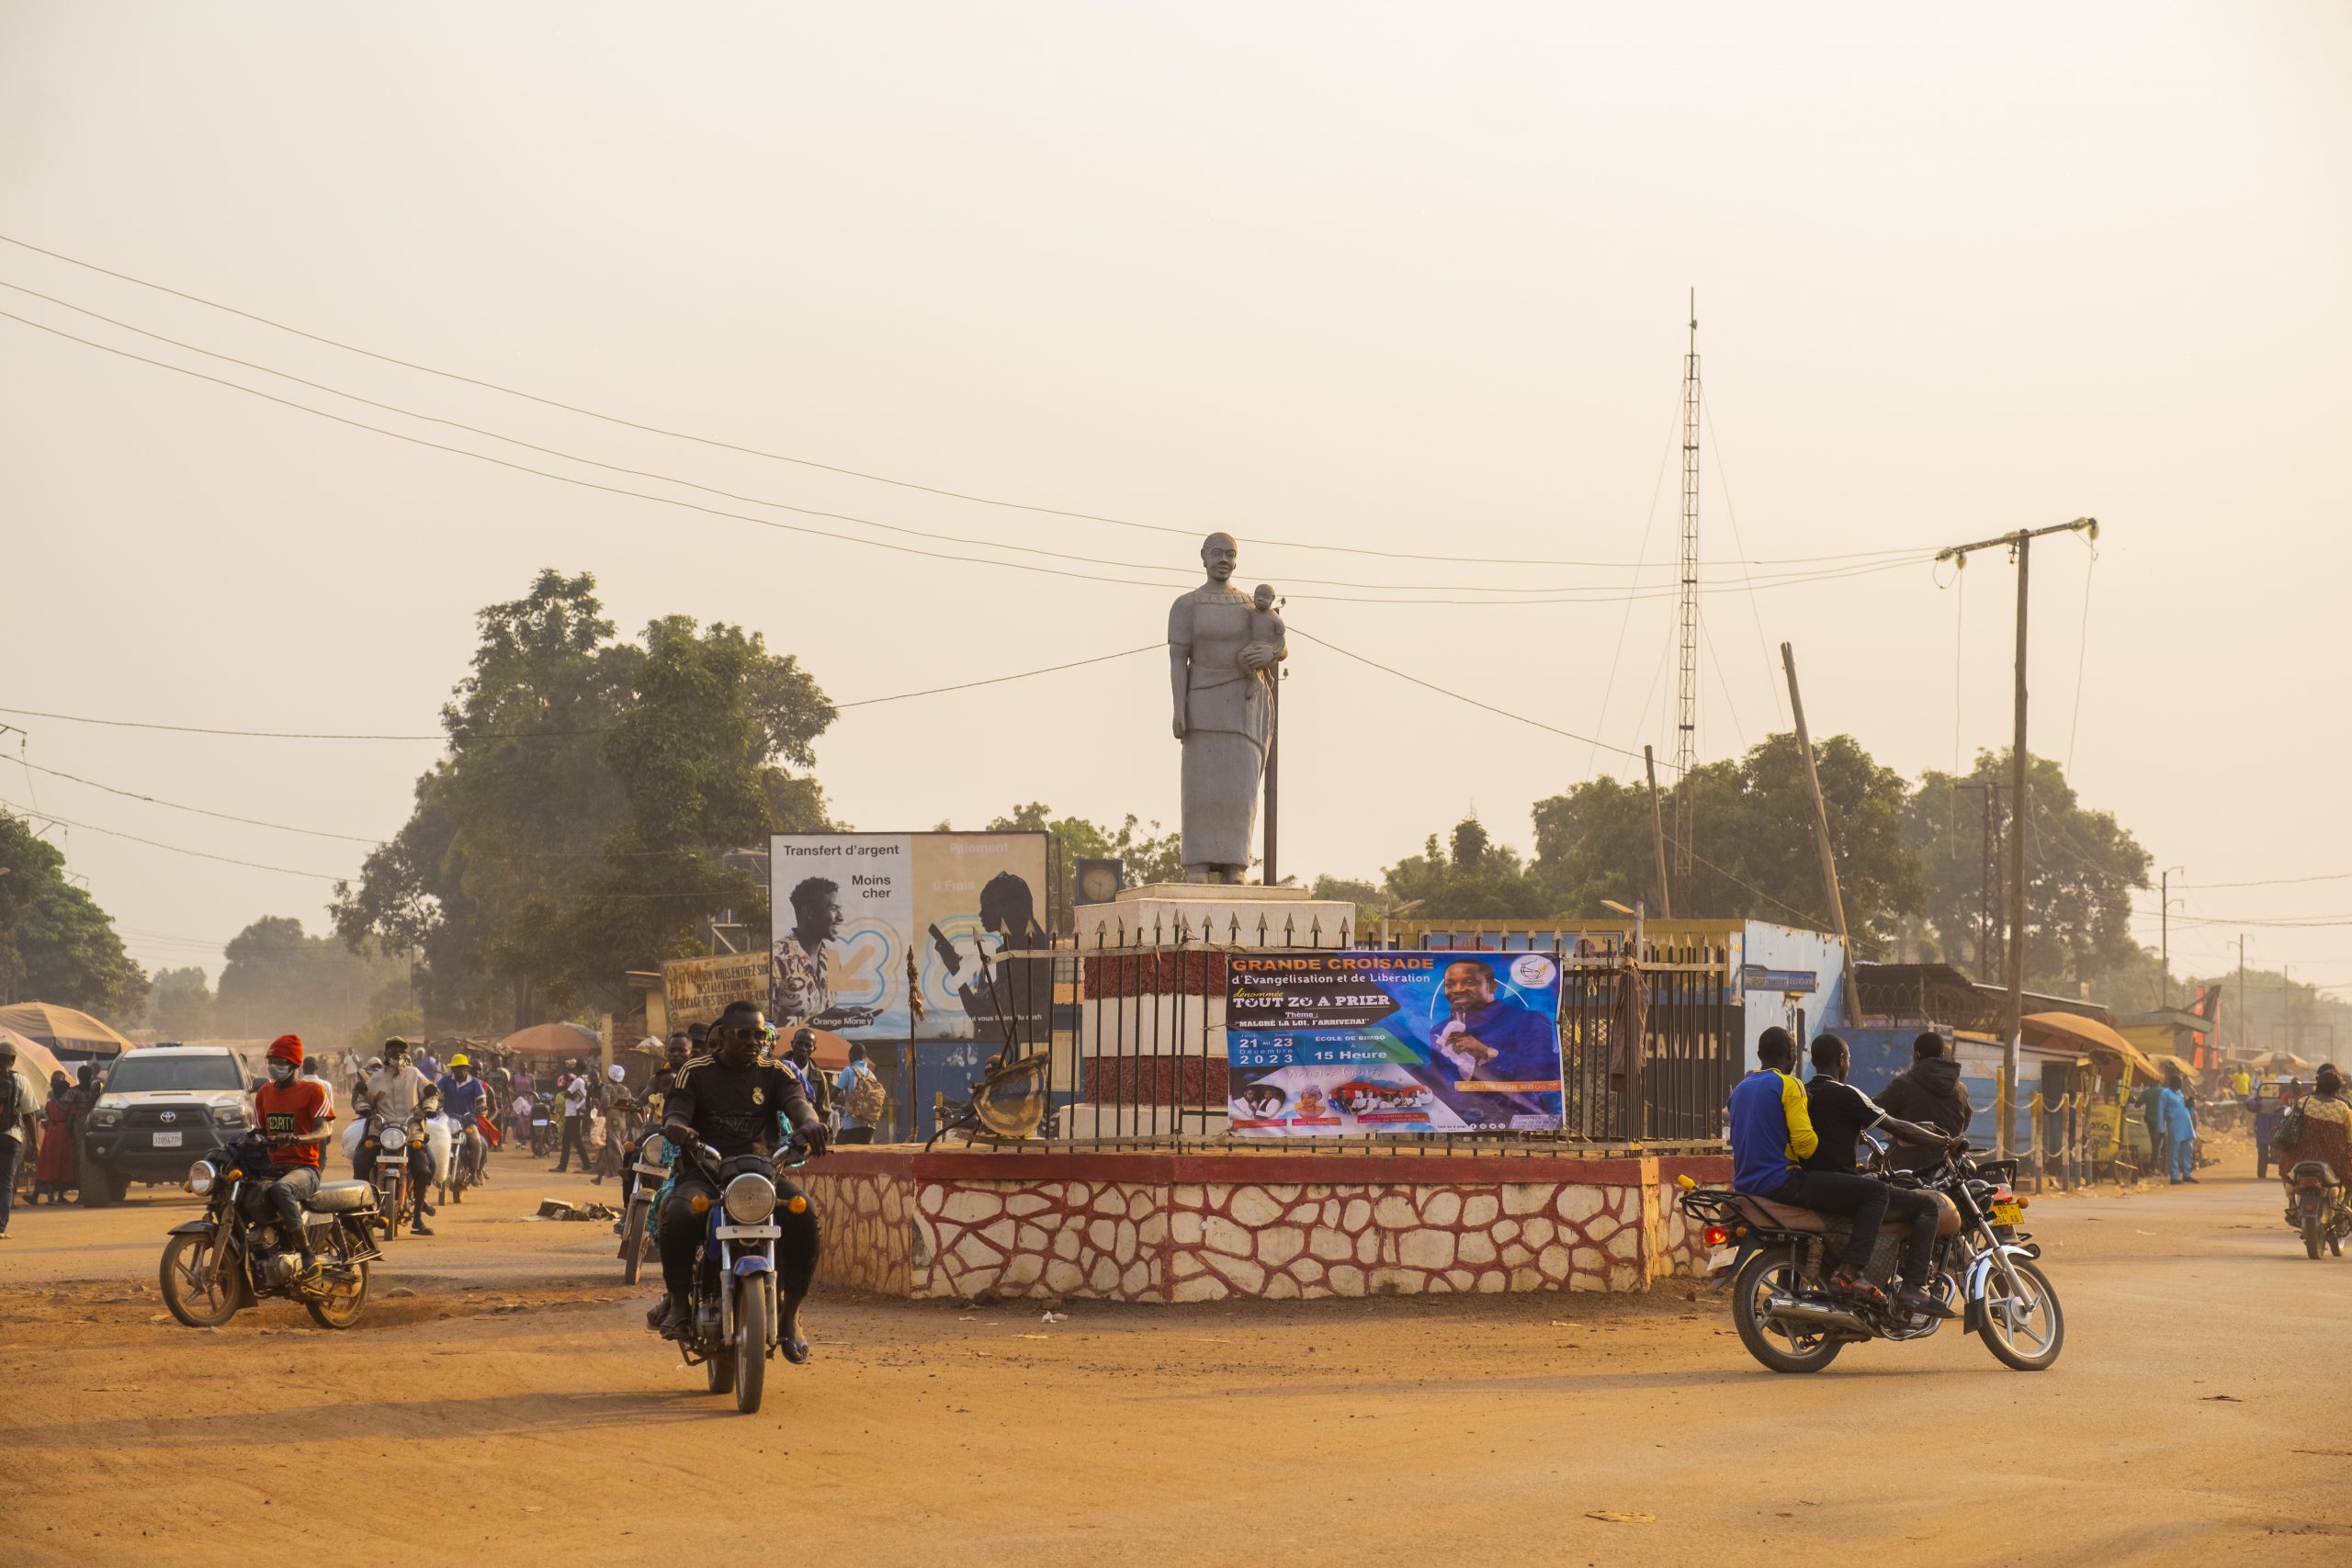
[1732,1195,1826,1234]
[306,1180,379,1213]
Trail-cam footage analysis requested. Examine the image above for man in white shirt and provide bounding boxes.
[554,1059,592,1172]
[356,1038,435,1235]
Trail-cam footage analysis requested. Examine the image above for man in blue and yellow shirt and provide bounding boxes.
[1728,1027,1948,1314]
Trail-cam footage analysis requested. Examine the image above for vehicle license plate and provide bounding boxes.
[1990,1201,2023,1225]
[1708,1246,1739,1274]
[153,1131,184,1147]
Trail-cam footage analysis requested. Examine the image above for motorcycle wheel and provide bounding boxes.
[159,1232,241,1328]
[619,1197,648,1285]
[304,1240,370,1330]
[2303,1213,2324,1259]
[705,1344,735,1394]
[1977,1258,2064,1371]
[734,1281,769,1415]
[1729,1251,1842,1374]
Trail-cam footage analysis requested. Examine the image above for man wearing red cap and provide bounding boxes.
[254,1034,334,1280]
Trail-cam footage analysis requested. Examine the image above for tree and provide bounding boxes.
[148,965,216,1038]
[980,804,1183,934]
[0,808,147,1016]
[334,570,837,1025]
[1904,750,2150,994]
[217,916,414,1047]
[1377,817,1555,920]
[1530,733,1924,954]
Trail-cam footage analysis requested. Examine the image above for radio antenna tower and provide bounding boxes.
[1672,289,1700,876]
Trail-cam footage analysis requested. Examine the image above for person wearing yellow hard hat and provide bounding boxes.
[435,1052,493,1199]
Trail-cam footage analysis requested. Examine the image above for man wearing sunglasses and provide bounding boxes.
[653,1001,829,1357]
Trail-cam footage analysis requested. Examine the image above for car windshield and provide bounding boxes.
[107,1054,245,1094]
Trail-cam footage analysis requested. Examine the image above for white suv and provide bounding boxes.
[81,1044,262,1203]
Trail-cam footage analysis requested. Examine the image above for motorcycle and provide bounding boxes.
[2284,1160,2350,1259]
[1679,1150,2064,1374]
[439,1111,489,1205]
[617,1130,671,1286]
[158,1143,379,1330]
[666,1136,812,1415]
[356,1107,429,1243]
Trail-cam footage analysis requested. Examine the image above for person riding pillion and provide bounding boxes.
[253,1034,336,1280]
[1728,1028,1962,1319]
[654,1000,829,1356]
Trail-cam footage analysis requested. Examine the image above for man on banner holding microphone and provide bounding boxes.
[1431,958,1562,1119]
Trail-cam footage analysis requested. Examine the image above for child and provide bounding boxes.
[1245,583,1284,693]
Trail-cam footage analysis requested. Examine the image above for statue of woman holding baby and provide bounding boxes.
[1167,532,1285,884]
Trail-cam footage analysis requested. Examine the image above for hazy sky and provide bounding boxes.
[4,4,2347,999]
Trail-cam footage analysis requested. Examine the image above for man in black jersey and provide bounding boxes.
[1803,1032,1967,1319]
[654,1000,829,1352]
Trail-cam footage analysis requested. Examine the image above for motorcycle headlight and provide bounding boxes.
[722,1172,777,1225]
[89,1108,123,1129]
[380,1124,408,1152]
[188,1160,217,1196]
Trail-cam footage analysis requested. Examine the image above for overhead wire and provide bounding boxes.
[0,797,344,880]
[2064,533,2098,776]
[0,231,1944,573]
[1699,388,1789,728]
[8,757,383,841]
[1585,386,1682,776]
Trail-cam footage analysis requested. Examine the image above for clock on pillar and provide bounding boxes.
[1075,859,1124,906]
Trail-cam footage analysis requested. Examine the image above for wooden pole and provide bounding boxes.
[1645,745,1674,919]
[2002,535,2031,1156]
[1780,643,1860,1021]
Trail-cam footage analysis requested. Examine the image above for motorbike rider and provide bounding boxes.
[252,1034,335,1280]
[2275,1063,2351,1214]
[652,1000,829,1355]
[614,1034,694,1227]
[1875,1032,1973,1172]
[1801,1032,1968,1317]
[436,1053,492,1187]
[1730,1028,1956,1317]
[356,1038,436,1236]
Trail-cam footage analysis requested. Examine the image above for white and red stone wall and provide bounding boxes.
[800,1149,1730,1304]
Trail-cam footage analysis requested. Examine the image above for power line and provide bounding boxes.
[0,797,345,880]
[836,644,1159,709]
[9,757,382,841]
[0,304,1939,608]
[0,231,1946,574]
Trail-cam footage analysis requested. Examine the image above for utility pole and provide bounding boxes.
[1781,644,1861,1014]
[1672,289,1701,876]
[1934,516,2099,1156]
[2159,866,2184,1010]
[2236,933,2247,1062]
[1645,746,1674,919]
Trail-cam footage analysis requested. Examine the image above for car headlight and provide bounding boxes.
[89,1108,123,1129]
[722,1172,777,1225]
[188,1159,217,1196]
[213,1104,247,1128]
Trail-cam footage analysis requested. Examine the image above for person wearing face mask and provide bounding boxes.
[253,1034,336,1280]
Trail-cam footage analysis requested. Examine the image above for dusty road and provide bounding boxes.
[2,1147,2346,1567]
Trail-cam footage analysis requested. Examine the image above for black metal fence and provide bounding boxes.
[999,924,1734,1154]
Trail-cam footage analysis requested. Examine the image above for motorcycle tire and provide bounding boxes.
[734,1281,768,1415]
[2304,1213,2324,1259]
[159,1232,242,1328]
[1976,1258,2065,1371]
[304,1247,370,1330]
[1729,1250,1842,1375]
[705,1345,735,1394]
[620,1198,648,1286]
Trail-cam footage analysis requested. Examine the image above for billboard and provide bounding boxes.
[771,831,1051,1046]
[1224,950,1564,1137]
[661,953,769,1031]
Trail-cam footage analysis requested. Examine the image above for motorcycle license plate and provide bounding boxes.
[715,1224,781,1241]
[1991,1201,2024,1225]
[1707,1246,1739,1274]
[152,1131,184,1147]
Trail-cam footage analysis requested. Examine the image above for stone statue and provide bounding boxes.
[1168,532,1284,883]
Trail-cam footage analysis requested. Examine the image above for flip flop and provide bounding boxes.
[781,1337,810,1364]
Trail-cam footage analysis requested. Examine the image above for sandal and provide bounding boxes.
[1828,1266,1887,1307]
[780,1337,810,1365]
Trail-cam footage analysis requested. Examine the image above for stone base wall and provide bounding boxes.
[800,1150,1729,1304]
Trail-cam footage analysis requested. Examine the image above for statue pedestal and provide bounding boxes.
[1074,883,1354,950]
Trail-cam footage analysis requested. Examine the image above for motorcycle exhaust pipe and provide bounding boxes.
[1765,1298,1871,1337]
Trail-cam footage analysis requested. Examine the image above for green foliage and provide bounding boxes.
[334,570,836,1026]
[1904,750,2150,994]
[147,965,216,1038]
[981,803,1183,933]
[1377,817,1555,920]
[216,916,414,1047]
[0,809,147,1017]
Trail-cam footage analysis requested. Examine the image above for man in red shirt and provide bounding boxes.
[253,1034,334,1279]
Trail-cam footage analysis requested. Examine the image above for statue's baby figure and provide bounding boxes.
[1243,583,1284,689]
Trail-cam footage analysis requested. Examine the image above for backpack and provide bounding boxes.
[845,1066,888,1126]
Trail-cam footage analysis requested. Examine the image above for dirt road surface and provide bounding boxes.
[2,1149,2346,1567]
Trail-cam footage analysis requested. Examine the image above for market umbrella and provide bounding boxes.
[0,1027,69,1089]
[496,1021,605,1061]
[0,1001,132,1058]
[2021,1012,2165,1083]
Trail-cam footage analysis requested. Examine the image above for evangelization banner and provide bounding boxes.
[1224,950,1564,1136]
[772,831,1049,1044]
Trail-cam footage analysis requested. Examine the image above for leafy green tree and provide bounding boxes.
[1378,818,1555,920]
[1904,750,2149,993]
[216,916,413,1046]
[147,965,217,1038]
[335,571,836,1025]
[979,803,1183,933]
[1528,733,1924,954]
[0,808,147,1016]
